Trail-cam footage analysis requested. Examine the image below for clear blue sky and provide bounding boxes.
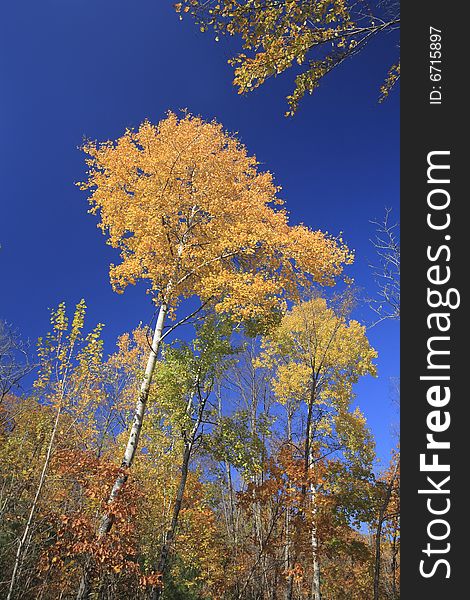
[0,1,399,465]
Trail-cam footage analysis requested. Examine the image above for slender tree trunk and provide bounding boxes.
[7,405,63,600]
[373,516,383,600]
[99,303,167,535]
[219,385,237,545]
[311,534,321,600]
[391,529,399,599]
[249,378,264,596]
[226,459,237,542]
[373,467,398,600]
[151,442,192,600]
[310,469,321,600]
[151,372,211,599]
[304,381,321,600]
[76,564,92,600]
[285,506,294,600]
[272,565,278,600]
[77,304,167,600]
[285,408,294,600]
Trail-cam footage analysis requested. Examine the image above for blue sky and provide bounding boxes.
[0,0,399,465]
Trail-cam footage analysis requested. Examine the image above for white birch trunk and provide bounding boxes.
[310,467,321,600]
[285,505,293,600]
[304,380,320,600]
[285,408,294,600]
[98,302,167,536]
[7,405,62,600]
[76,304,168,600]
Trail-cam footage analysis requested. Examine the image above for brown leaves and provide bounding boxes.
[41,449,144,587]
[139,572,163,588]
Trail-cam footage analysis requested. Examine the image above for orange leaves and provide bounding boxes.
[239,445,327,511]
[139,572,163,588]
[285,562,304,583]
[80,112,351,322]
[41,449,143,586]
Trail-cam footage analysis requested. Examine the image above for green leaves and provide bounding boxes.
[150,314,237,431]
[205,410,265,475]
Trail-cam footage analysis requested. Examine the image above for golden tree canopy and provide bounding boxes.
[261,295,377,407]
[80,112,352,320]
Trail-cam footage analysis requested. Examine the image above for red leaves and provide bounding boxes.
[40,449,144,589]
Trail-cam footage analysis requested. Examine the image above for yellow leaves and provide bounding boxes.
[36,300,90,392]
[31,302,113,448]
[286,225,353,285]
[51,301,68,332]
[176,0,382,114]
[379,61,400,102]
[261,294,377,408]
[81,112,351,322]
[272,361,309,404]
[70,299,87,343]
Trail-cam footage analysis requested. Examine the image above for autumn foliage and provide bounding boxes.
[1,113,399,599]
[0,296,399,599]
[80,113,352,319]
[175,1,400,115]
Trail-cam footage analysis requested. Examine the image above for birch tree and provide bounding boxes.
[79,111,353,543]
[5,301,103,600]
[259,293,377,599]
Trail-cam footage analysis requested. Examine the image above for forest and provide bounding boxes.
[1,1,400,599]
[1,113,399,599]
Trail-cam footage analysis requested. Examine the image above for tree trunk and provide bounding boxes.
[219,385,237,546]
[373,467,398,600]
[285,505,294,600]
[373,516,383,600]
[391,529,399,599]
[226,459,237,544]
[310,480,321,600]
[7,404,63,600]
[285,407,294,600]
[99,302,167,535]
[151,442,192,600]
[77,304,167,600]
[304,381,321,600]
[76,565,92,600]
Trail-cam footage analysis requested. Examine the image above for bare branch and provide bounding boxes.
[0,321,34,402]
[367,208,400,327]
